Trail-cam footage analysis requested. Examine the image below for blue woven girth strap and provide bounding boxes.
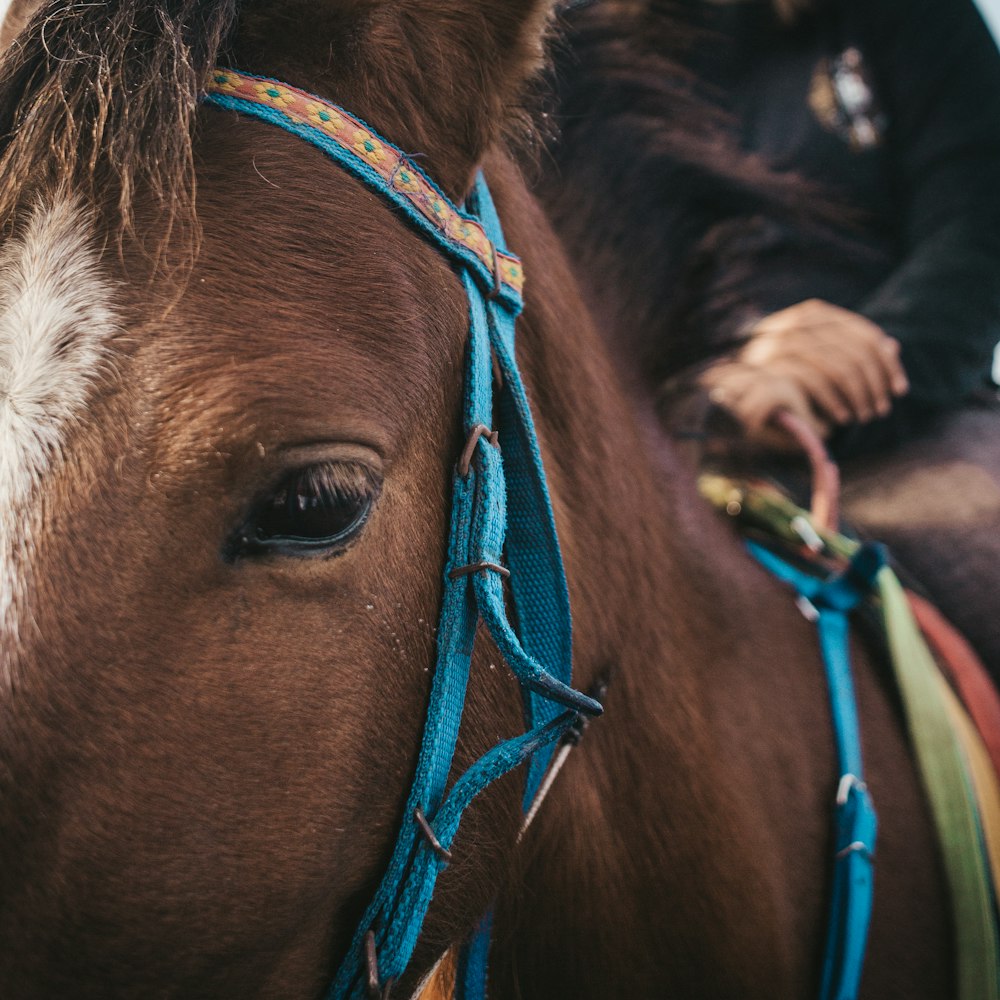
[198,70,603,999]
[748,542,882,1000]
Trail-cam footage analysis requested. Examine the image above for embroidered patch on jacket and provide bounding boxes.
[809,47,887,150]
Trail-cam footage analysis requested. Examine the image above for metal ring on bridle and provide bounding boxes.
[413,807,453,863]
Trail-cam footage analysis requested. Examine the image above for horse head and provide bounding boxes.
[0,1,655,994]
[0,3,959,998]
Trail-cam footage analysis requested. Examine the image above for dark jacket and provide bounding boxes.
[681,0,1000,450]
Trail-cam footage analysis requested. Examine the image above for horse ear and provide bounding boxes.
[0,0,42,50]
[232,0,560,197]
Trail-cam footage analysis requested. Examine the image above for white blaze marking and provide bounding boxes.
[0,199,117,677]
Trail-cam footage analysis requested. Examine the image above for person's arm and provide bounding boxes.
[856,0,1000,412]
[706,0,1000,456]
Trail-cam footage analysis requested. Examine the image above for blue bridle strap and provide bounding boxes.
[748,541,882,1000]
[463,179,578,807]
[200,70,603,1000]
[326,173,600,1000]
[203,70,525,312]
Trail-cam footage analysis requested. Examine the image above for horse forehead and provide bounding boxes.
[162,134,468,446]
[0,198,118,666]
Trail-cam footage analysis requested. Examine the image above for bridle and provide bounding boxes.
[202,69,603,1000]
[198,65,917,1000]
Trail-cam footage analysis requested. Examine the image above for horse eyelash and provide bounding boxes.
[223,460,381,562]
[285,461,381,507]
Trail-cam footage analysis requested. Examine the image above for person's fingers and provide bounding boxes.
[738,382,832,450]
[743,305,910,422]
[726,374,810,432]
[769,358,855,425]
[851,340,897,417]
[702,364,754,409]
[700,361,835,452]
[821,329,909,417]
[811,341,887,422]
[879,336,910,396]
[810,325,907,415]
[846,330,903,410]
[703,362,782,425]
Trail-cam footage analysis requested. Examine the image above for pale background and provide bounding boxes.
[981,0,1000,36]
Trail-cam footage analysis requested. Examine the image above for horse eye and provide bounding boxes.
[232,463,378,559]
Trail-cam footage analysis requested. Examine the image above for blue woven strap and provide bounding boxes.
[205,73,604,995]
[202,74,523,312]
[325,175,599,999]
[748,542,883,1000]
[457,912,492,1000]
[464,176,577,805]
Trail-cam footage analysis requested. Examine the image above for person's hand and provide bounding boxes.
[700,359,832,451]
[740,299,909,423]
[699,299,909,449]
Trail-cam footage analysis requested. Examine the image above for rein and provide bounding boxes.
[202,69,602,1000]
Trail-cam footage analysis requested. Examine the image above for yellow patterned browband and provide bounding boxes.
[204,68,525,302]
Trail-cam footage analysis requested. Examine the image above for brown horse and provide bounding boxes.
[0,1,949,997]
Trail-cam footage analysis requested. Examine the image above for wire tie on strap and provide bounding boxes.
[486,247,504,301]
[365,930,395,999]
[413,807,453,863]
[519,675,610,838]
[836,773,867,807]
[796,595,820,623]
[835,840,874,862]
[457,423,500,477]
[448,561,511,581]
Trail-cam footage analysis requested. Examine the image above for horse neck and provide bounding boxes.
[485,154,841,999]
[489,230,951,995]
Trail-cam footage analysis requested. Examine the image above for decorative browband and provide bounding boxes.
[203,69,525,308]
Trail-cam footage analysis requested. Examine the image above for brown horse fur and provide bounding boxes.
[0,1,950,997]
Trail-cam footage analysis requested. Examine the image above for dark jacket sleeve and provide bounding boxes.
[857,0,1000,409]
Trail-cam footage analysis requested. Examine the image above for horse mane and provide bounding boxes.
[537,0,875,381]
[0,0,559,258]
[0,0,239,250]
